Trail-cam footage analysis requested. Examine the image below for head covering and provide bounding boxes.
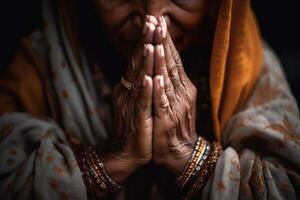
[52,0,263,143]
[209,0,263,141]
[42,0,108,146]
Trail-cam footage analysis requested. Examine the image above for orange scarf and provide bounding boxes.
[210,0,263,142]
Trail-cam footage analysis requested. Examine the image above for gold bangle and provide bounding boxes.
[177,136,204,188]
[179,139,206,188]
[87,147,122,192]
[183,142,223,200]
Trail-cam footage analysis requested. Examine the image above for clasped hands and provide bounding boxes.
[111,16,198,182]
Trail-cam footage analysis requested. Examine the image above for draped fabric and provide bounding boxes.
[0,0,299,199]
[209,0,263,141]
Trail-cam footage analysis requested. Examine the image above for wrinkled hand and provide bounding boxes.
[104,17,157,182]
[152,17,198,175]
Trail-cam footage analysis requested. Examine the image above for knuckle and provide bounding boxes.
[167,126,177,137]
[159,95,169,108]
[185,102,192,112]
[191,85,197,97]
[165,85,173,96]
[169,65,178,80]
[137,97,149,110]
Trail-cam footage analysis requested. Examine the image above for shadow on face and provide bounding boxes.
[94,0,211,58]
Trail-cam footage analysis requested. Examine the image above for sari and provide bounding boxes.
[0,0,299,199]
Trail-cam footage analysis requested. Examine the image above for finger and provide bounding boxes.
[142,21,156,44]
[155,17,182,90]
[154,25,165,45]
[154,44,167,76]
[145,15,158,26]
[126,16,157,84]
[160,17,189,88]
[154,75,170,118]
[136,75,153,120]
[143,44,154,77]
[133,44,154,92]
[154,44,176,103]
[125,21,155,83]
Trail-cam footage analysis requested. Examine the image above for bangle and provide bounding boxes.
[73,144,96,200]
[87,147,122,192]
[192,143,211,176]
[73,144,122,199]
[183,142,223,200]
[177,136,205,188]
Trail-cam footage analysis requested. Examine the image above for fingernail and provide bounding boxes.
[143,75,148,87]
[143,44,148,57]
[159,45,165,57]
[159,75,164,87]
[162,27,166,38]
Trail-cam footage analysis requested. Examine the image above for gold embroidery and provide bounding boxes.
[47,155,54,163]
[53,166,64,175]
[228,171,240,182]
[0,124,14,142]
[62,90,69,99]
[49,179,60,190]
[217,181,226,191]
[265,115,300,144]
[252,76,281,107]
[8,148,17,156]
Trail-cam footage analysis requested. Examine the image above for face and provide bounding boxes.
[94,0,210,58]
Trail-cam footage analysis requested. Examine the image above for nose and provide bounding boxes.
[144,0,167,17]
[132,0,168,28]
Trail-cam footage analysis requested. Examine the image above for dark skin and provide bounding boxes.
[90,0,212,197]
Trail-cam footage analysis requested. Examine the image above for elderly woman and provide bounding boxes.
[0,0,299,199]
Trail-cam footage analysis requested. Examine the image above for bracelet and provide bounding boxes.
[87,147,122,192]
[180,139,206,188]
[177,136,206,188]
[183,142,223,200]
[73,144,122,199]
[73,144,96,200]
[192,142,211,176]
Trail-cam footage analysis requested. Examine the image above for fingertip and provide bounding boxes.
[147,44,155,53]
[154,26,162,44]
[143,75,152,87]
[154,75,164,88]
[155,44,164,58]
[148,23,156,33]
[146,15,158,25]
[159,75,164,88]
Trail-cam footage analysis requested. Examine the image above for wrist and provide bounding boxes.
[166,146,194,176]
[103,152,138,184]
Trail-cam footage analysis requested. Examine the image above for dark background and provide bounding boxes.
[1,1,300,105]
